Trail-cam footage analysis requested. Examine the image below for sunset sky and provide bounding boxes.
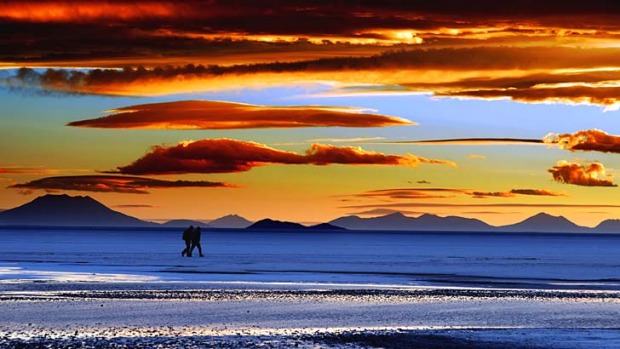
[4,1,620,226]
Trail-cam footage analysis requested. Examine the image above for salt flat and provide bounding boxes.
[1,228,620,348]
[2,284,620,348]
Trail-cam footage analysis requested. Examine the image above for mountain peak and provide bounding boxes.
[524,212,570,223]
[531,212,558,219]
[208,214,252,228]
[384,212,407,218]
[501,212,582,232]
[247,218,306,230]
[0,194,154,227]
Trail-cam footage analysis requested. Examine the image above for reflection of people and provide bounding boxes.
[190,226,205,257]
[181,225,193,257]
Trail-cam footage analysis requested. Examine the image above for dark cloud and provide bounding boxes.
[341,202,620,209]
[509,189,566,197]
[4,2,620,65]
[387,138,543,146]
[386,129,620,154]
[471,191,516,198]
[67,100,413,130]
[544,129,620,153]
[352,188,469,200]
[0,167,52,174]
[8,175,234,194]
[471,189,566,198]
[548,161,617,187]
[347,208,424,216]
[343,187,566,201]
[110,139,456,175]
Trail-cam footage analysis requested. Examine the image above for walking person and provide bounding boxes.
[189,226,205,257]
[181,225,193,257]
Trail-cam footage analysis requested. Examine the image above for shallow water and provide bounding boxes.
[1,227,619,290]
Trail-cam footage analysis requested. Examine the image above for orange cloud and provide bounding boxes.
[8,175,234,194]
[67,100,413,130]
[0,2,186,22]
[548,160,616,187]
[439,85,620,109]
[10,47,620,97]
[544,129,620,153]
[110,139,455,175]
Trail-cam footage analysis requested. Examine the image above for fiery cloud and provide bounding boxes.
[67,100,413,130]
[544,129,620,153]
[6,2,620,108]
[8,175,234,194]
[110,139,455,175]
[8,47,620,102]
[439,85,620,110]
[548,160,616,187]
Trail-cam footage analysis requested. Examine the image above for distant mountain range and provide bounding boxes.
[1,194,619,233]
[329,211,592,233]
[329,212,492,232]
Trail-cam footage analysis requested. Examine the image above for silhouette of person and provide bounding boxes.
[181,225,193,257]
[189,226,204,257]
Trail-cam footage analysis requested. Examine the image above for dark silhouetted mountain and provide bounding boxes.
[0,194,156,227]
[594,219,620,233]
[329,215,366,229]
[500,212,585,233]
[307,223,346,230]
[208,214,252,228]
[329,212,491,231]
[161,219,207,228]
[247,218,306,230]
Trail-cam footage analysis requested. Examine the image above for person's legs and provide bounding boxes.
[196,242,204,257]
[182,240,191,256]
